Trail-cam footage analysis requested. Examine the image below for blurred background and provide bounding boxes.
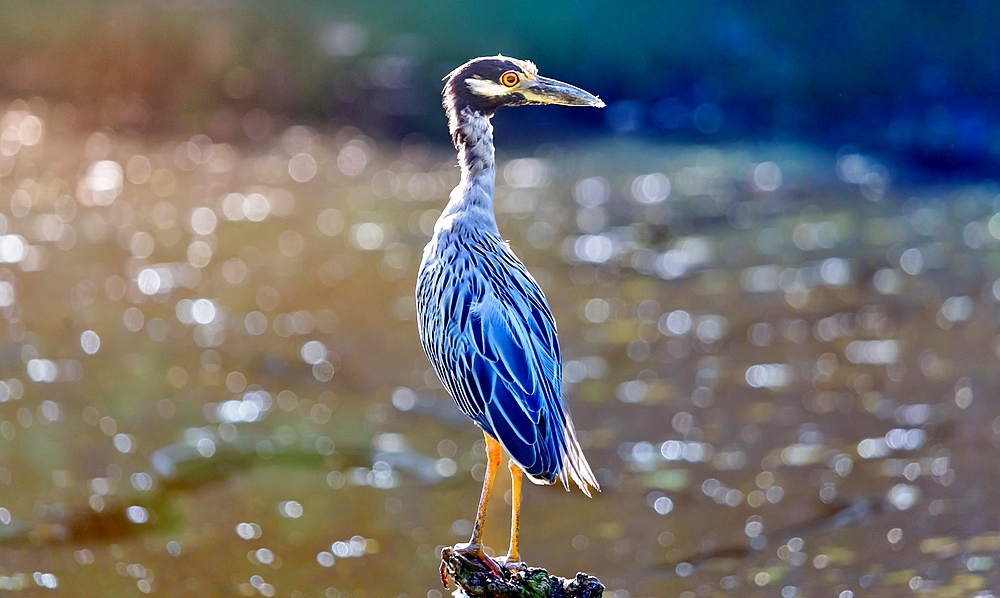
[5,0,1000,172]
[2,1,1000,597]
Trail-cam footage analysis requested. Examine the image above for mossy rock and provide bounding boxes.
[441,546,603,598]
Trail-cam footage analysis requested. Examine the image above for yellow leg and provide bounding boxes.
[506,459,523,563]
[441,433,504,587]
[469,432,503,547]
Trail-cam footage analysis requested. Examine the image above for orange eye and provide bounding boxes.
[501,71,520,87]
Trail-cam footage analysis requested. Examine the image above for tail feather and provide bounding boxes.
[525,406,601,497]
[558,414,599,497]
[520,418,599,496]
[506,402,599,496]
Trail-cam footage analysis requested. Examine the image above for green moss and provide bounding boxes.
[441,547,604,598]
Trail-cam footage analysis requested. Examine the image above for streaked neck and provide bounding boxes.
[441,106,497,226]
[451,106,494,178]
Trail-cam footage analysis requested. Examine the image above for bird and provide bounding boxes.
[415,55,604,572]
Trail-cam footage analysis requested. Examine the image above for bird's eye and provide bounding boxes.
[500,71,520,87]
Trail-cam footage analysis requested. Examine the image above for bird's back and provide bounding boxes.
[416,216,597,494]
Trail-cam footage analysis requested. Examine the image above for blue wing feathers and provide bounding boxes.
[476,307,537,398]
[483,393,546,477]
[487,372,537,446]
[417,228,596,490]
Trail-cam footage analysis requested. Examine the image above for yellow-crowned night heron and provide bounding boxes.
[416,55,604,570]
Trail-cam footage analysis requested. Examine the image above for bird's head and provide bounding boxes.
[443,55,605,116]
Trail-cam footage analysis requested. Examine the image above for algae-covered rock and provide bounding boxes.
[440,546,603,598]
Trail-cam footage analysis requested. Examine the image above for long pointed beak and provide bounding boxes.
[523,76,605,108]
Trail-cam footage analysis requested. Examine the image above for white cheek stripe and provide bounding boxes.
[465,78,511,97]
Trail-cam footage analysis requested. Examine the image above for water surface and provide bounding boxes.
[0,104,998,598]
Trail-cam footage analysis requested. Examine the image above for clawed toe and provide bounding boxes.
[447,543,503,578]
[495,556,526,572]
[439,560,449,589]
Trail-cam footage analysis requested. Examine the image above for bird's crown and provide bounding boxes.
[442,54,603,116]
[444,55,538,88]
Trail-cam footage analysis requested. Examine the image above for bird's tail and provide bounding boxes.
[556,411,600,497]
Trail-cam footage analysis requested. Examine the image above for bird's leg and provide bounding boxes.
[504,458,524,568]
[443,432,503,584]
[470,432,502,548]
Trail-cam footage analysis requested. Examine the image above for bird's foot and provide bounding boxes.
[440,543,503,588]
[494,555,526,573]
[442,544,606,597]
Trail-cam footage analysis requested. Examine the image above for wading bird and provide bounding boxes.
[416,55,604,571]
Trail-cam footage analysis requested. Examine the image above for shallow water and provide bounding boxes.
[0,103,999,598]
